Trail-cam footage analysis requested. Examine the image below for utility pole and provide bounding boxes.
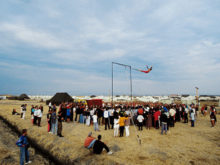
[195,87,199,105]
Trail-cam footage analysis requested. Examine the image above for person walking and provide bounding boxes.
[16,129,31,165]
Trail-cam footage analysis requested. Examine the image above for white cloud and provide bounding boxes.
[0,23,65,49]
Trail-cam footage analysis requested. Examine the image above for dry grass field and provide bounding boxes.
[0,100,219,165]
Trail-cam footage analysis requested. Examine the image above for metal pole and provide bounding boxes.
[130,66,133,102]
[112,62,114,106]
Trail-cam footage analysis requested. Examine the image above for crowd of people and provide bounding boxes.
[14,101,217,164]
[13,102,218,138]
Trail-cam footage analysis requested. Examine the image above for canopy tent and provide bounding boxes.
[18,94,30,100]
[46,92,73,105]
[86,99,103,108]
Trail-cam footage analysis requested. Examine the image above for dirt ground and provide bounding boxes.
[0,100,219,165]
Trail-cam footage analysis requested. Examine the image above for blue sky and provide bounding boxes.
[0,0,220,96]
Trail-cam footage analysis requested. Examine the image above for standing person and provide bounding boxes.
[20,104,24,119]
[66,104,71,123]
[93,112,99,131]
[210,106,216,127]
[104,108,110,130]
[79,107,84,123]
[137,114,144,131]
[146,111,152,130]
[90,107,95,126]
[33,106,38,125]
[109,108,114,129]
[48,102,52,111]
[160,111,168,135]
[22,104,27,119]
[124,115,130,137]
[97,107,103,125]
[86,109,91,126]
[169,107,176,127]
[47,110,52,132]
[119,115,125,137]
[93,135,112,155]
[190,110,195,127]
[204,105,208,116]
[75,105,80,122]
[154,109,161,129]
[82,106,88,124]
[16,129,31,165]
[70,104,74,122]
[31,105,35,124]
[51,109,57,135]
[184,106,189,123]
[113,115,119,137]
[57,108,64,137]
[37,108,42,127]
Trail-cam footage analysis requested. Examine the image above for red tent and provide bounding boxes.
[86,99,103,108]
[138,108,144,115]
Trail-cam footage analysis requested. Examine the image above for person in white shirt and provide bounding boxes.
[33,106,38,125]
[137,114,144,131]
[104,109,110,130]
[184,106,189,123]
[109,108,114,129]
[49,102,52,110]
[22,104,27,119]
[114,116,119,137]
[37,108,42,127]
[93,112,99,131]
[169,107,176,127]
[124,114,130,137]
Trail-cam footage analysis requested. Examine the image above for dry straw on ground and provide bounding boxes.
[0,100,219,165]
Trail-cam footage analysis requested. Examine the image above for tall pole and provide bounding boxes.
[130,66,133,102]
[112,62,114,106]
[195,87,199,105]
[112,62,133,106]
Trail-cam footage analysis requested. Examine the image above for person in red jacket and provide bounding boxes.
[84,132,96,149]
[154,109,161,129]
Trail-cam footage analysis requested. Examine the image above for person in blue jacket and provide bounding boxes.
[16,129,31,165]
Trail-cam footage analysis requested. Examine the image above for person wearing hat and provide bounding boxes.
[84,132,96,149]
